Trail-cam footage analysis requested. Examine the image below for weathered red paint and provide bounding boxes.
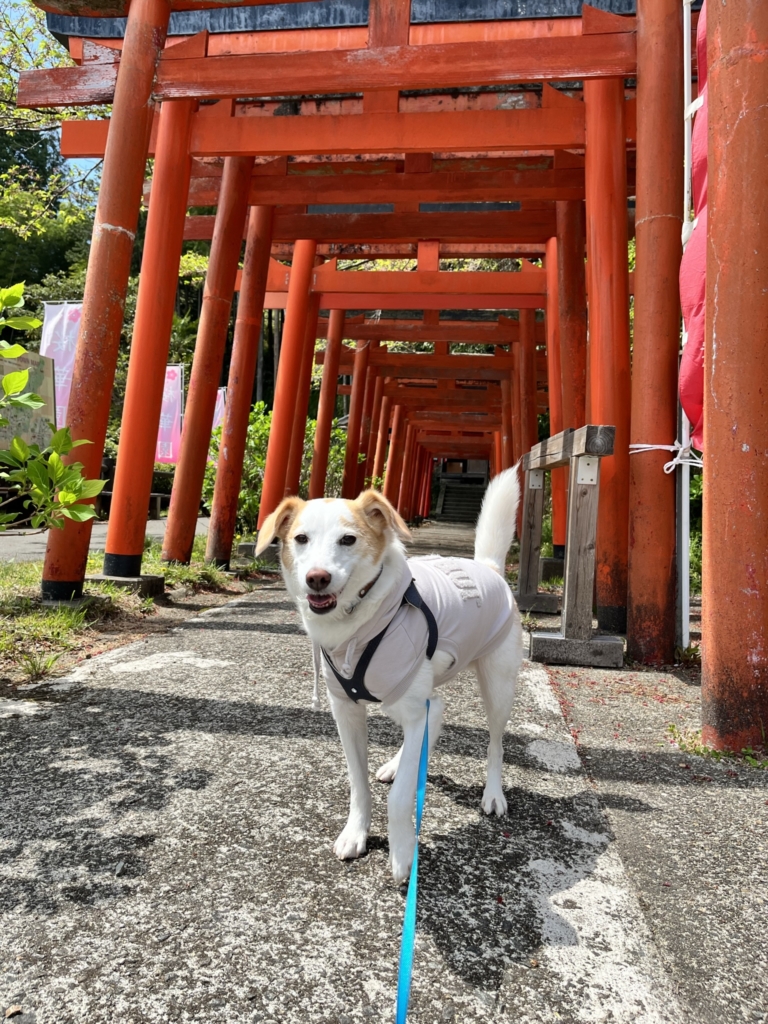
[500,378,514,470]
[363,374,384,487]
[103,97,195,578]
[383,404,405,505]
[546,235,567,550]
[205,205,275,568]
[162,155,253,564]
[627,0,683,664]
[258,239,317,527]
[398,424,416,517]
[372,393,392,487]
[556,200,587,430]
[584,77,631,633]
[309,308,345,499]
[519,308,539,457]
[355,364,378,494]
[41,0,172,600]
[342,339,372,499]
[702,0,768,751]
[285,292,322,496]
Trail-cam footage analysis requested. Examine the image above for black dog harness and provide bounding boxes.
[321,579,438,703]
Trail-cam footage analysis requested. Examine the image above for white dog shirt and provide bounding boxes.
[322,555,515,706]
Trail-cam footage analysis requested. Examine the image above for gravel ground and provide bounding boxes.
[0,577,685,1024]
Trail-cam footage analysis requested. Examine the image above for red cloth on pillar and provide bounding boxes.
[678,0,707,450]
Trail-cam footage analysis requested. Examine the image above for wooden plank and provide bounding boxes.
[311,267,546,297]
[163,167,587,207]
[524,424,616,471]
[185,209,558,244]
[315,318,545,345]
[517,469,544,598]
[20,33,635,107]
[316,293,546,311]
[561,454,602,642]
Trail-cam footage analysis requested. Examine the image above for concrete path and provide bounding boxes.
[0,522,765,1024]
[0,517,210,562]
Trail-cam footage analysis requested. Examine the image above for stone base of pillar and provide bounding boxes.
[85,574,165,598]
[539,557,565,583]
[530,631,624,668]
[596,605,627,634]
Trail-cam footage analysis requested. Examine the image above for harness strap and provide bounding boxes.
[322,578,438,704]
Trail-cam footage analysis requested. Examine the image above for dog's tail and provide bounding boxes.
[474,464,521,575]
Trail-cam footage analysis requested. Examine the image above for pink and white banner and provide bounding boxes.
[156,365,184,464]
[39,302,81,427]
[208,387,227,463]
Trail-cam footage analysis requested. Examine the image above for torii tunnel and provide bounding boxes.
[18,0,767,751]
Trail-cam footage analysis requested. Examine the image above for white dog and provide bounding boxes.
[255,468,523,884]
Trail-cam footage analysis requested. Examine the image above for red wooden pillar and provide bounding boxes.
[557,201,588,430]
[546,236,567,555]
[493,431,503,479]
[309,308,345,499]
[383,405,405,504]
[519,308,539,457]
[162,156,253,564]
[398,424,416,517]
[102,97,194,578]
[205,205,275,568]
[356,363,378,493]
[421,455,433,517]
[702,0,768,750]
[627,0,683,663]
[584,78,632,633]
[258,239,317,527]
[342,339,371,499]
[41,0,171,600]
[510,348,523,465]
[500,378,514,470]
[285,291,321,496]
[372,393,392,487]
[363,373,384,486]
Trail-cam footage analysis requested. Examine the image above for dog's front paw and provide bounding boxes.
[481,785,508,816]
[333,825,368,861]
[389,835,416,885]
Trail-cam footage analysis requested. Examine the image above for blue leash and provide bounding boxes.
[395,699,430,1024]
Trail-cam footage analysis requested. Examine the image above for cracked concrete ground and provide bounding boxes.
[1,523,766,1023]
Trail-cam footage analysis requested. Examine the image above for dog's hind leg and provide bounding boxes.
[475,626,522,816]
[328,689,371,860]
[375,746,402,783]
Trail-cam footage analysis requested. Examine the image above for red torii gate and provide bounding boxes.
[19,0,711,721]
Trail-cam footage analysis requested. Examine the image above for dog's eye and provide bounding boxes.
[339,535,357,546]
[294,534,309,545]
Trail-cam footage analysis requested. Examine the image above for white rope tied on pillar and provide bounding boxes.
[629,440,704,474]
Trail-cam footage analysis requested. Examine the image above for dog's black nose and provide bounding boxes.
[306,569,332,592]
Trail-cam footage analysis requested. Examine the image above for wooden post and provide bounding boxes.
[363,373,384,486]
[627,0,684,663]
[584,77,631,633]
[258,239,317,527]
[510,347,523,465]
[162,155,253,564]
[500,377,514,470]
[205,205,274,568]
[546,235,567,557]
[356,364,378,493]
[285,292,322,497]
[703,0,768,751]
[383,404,405,504]
[399,423,417,520]
[372,393,392,487]
[557,201,588,430]
[41,0,171,600]
[519,308,539,456]
[102,97,195,578]
[342,339,371,499]
[309,308,345,499]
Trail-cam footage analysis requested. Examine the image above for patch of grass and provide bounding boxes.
[667,723,768,769]
[18,650,62,681]
[674,644,701,666]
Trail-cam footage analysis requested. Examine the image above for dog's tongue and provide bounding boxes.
[308,593,337,610]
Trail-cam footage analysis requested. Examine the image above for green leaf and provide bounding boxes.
[70,438,92,448]
[0,284,25,310]
[47,450,64,483]
[6,394,45,412]
[10,436,30,462]
[0,343,26,358]
[0,512,18,524]
[59,504,97,523]
[49,427,74,455]
[2,369,29,396]
[77,478,105,499]
[2,316,42,331]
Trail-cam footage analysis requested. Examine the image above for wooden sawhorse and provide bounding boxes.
[515,424,624,669]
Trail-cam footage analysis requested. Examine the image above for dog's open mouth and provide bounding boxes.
[307,593,338,614]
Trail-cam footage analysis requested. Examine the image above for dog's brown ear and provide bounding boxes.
[355,490,411,543]
[255,496,305,557]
